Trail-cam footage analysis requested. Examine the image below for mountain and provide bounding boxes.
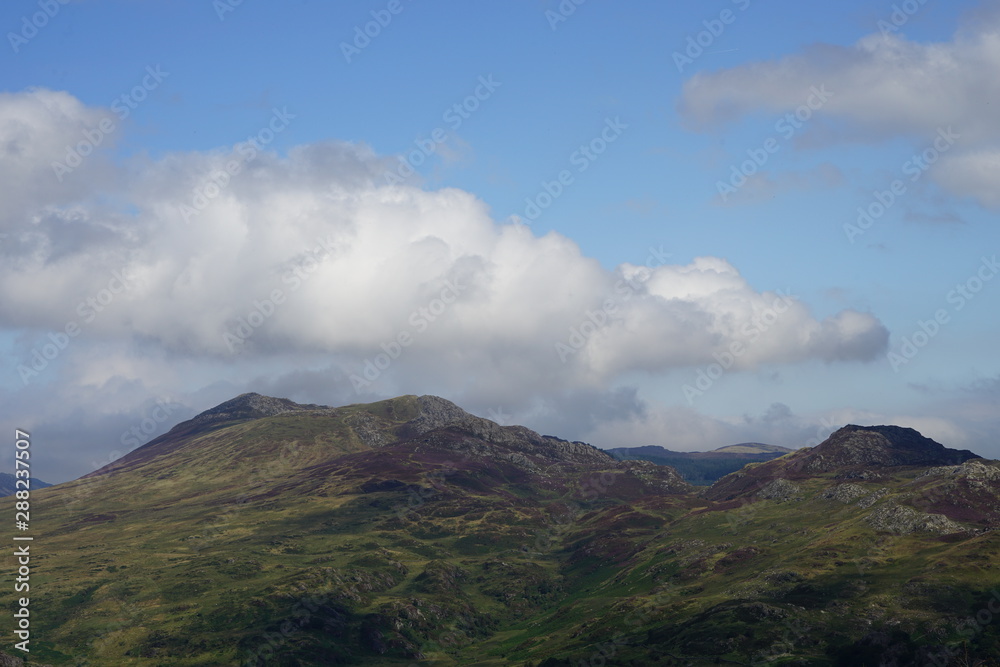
[608,442,793,485]
[705,424,982,501]
[713,442,793,455]
[3,397,1000,666]
[0,472,51,497]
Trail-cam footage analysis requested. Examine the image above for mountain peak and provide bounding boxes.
[799,424,980,471]
[82,393,334,478]
[704,423,984,501]
[197,392,324,420]
[183,392,333,432]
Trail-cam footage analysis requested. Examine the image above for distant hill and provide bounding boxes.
[607,443,794,485]
[713,442,794,455]
[0,472,52,496]
[705,424,981,501]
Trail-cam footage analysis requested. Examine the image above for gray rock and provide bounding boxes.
[864,502,966,535]
[756,478,801,501]
[823,483,867,504]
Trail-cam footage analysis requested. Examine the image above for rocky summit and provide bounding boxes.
[705,423,982,501]
[3,395,1000,666]
[798,424,981,470]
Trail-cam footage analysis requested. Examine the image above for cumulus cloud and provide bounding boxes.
[0,88,117,230]
[679,29,1000,140]
[0,88,894,481]
[2,88,888,382]
[934,149,1000,208]
[678,9,1000,208]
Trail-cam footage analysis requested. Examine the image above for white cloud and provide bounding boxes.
[935,149,1000,208]
[0,88,894,481]
[678,11,1000,208]
[0,88,117,229]
[1,89,888,382]
[679,30,1000,141]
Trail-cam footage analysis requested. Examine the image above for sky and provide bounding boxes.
[2,0,999,484]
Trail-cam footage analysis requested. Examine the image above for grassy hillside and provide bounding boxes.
[3,396,999,665]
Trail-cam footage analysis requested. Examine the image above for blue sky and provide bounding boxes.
[2,0,999,482]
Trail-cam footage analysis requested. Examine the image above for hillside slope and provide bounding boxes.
[3,399,999,666]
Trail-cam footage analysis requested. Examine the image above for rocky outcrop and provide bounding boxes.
[864,502,967,535]
[402,395,617,468]
[755,478,802,501]
[345,411,396,448]
[192,392,327,425]
[920,458,1000,483]
[703,425,982,503]
[797,425,979,472]
[822,484,888,508]
[619,459,693,494]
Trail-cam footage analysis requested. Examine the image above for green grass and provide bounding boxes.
[4,403,1000,665]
